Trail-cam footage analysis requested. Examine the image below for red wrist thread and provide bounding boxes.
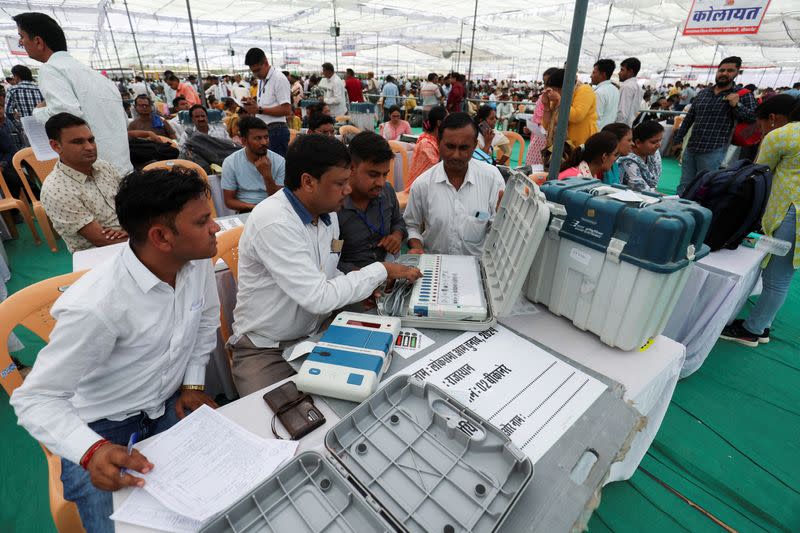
[80,439,111,470]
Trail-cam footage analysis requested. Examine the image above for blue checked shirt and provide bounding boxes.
[4,81,44,130]
[672,85,756,154]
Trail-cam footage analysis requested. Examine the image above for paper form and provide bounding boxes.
[137,405,298,522]
[215,216,243,234]
[400,326,606,462]
[21,116,58,161]
[111,489,203,533]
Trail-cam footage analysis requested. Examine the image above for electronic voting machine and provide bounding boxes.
[294,312,401,402]
[378,172,551,331]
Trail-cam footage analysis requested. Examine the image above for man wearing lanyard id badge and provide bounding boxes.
[338,132,406,273]
[229,134,421,395]
[242,48,292,157]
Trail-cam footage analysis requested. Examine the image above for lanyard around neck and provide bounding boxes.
[354,197,385,237]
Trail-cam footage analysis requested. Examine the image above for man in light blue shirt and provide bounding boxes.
[222,116,285,212]
[380,75,399,121]
[592,59,620,130]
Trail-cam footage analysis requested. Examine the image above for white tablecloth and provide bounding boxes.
[207,173,236,218]
[391,142,415,190]
[501,308,685,483]
[663,246,767,378]
[659,122,674,155]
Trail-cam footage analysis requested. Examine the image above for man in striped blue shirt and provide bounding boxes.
[4,64,43,134]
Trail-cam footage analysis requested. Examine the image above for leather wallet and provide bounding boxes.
[263,382,325,440]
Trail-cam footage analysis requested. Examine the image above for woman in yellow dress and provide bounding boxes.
[721,94,800,346]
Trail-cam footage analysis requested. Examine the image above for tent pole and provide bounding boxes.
[375,32,379,74]
[758,66,768,86]
[104,7,124,75]
[122,0,145,75]
[268,24,274,67]
[546,0,589,182]
[708,43,719,84]
[228,36,235,72]
[456,19,464,72]
[536,32,544,81]
[467,0,478,88]
[333,0,339,71]
[775,66,783,87]
[184,0,207,106]
[597,1,613,60]
[660,26,679,88]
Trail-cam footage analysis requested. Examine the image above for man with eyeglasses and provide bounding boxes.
[127,94,177,141]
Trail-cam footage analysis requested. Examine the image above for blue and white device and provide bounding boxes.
[294,312,401,402]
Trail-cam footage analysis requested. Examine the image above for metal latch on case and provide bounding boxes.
[605,238,626,263]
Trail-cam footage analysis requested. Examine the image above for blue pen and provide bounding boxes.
[120,431,139,477]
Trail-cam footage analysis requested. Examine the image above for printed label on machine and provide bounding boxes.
[400,326,607,462]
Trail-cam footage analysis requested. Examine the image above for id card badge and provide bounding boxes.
[331,239,344,253]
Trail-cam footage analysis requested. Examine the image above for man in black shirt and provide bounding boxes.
[337,132,406,272]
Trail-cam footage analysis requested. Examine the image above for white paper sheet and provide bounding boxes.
[21,115,58,161]
[137,405,298,522]
[400,326,606,462]
[215,216,244,233]
[392,327,433,359]
[284,340,317,362]
[111,489,203,533]
[608,189,660,205]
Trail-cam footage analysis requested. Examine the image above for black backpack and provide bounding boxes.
[680,159,772,251]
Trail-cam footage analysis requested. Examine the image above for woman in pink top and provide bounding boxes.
[525,67,560,166]
[558,131,619,180]
[380,105,412,141]
[408,106,446,185]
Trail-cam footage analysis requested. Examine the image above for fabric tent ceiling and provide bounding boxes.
[0,0,798,82]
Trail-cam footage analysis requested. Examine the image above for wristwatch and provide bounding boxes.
[181,384,205,391]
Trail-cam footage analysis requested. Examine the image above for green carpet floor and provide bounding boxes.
[1,156,798,532]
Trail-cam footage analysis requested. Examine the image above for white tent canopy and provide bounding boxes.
[1,0,798,85]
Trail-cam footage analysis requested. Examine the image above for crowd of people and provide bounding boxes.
[2,10,799,532]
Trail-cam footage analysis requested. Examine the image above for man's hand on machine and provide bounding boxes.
[382,262,423,283]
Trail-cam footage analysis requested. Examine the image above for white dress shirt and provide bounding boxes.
[231,188,388,348]
[616,77,645,126]
[594,80,620,129]
[256,67,292,125]
[404,160,505,256]
[32,52,132,175]
[163,81,177,106]
[130,81,154,99]
[319,73,348,116]
[10,245,220,464]
[232,82,250,102]
[178,123,231,147]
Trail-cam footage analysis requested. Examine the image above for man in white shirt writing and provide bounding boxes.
[229,134,421,395]
[14,12,132,174]
[11,167,222,533]
[404,112,505,257]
